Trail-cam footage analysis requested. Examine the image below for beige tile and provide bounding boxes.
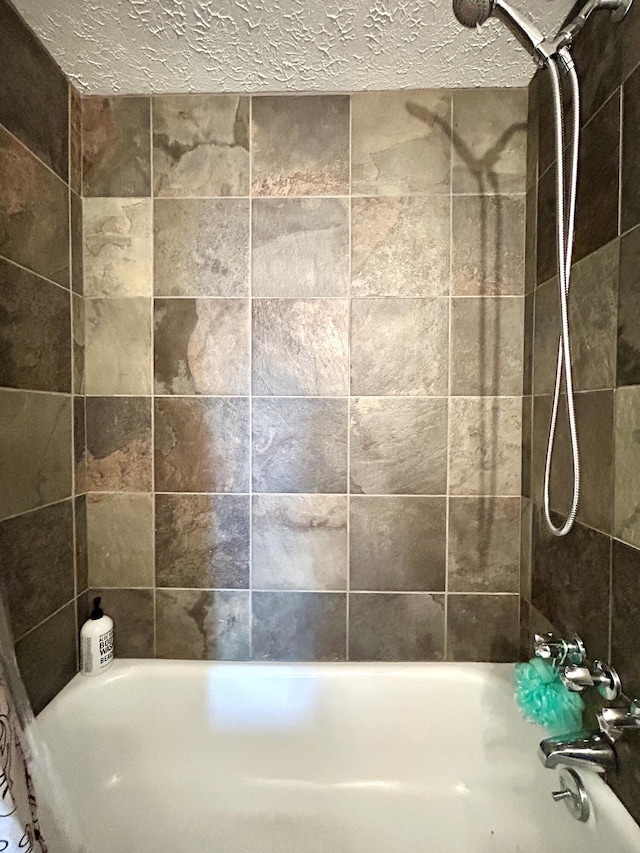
[452,195,525,295]
[450,297,524,396]
[153,95,250,197]
[351,298,448,396]
[448,497,521,592]
[351,90,451,196]
[85,298,152,395]
[87,493,153,587]
[452,89,528,194]
[252,299,349,396]
[83,198,153,297]
[156,589,250,660]
[252,592,346,661]
[252,198,349,297]
[350,397,447,495]
[252,96,349,196]
[252,495,347,590]
[351,196,450,296]
[449,397,522,496]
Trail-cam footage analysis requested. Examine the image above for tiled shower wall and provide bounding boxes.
[80,88,527,663]
[0,0,86,713]
[521,2,640,821]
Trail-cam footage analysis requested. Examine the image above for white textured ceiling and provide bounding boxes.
[13,0,574,94]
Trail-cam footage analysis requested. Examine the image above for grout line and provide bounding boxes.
[618,82,624,240]
[15,597,78,647]
[0,252,72,294]
[86,293,526,301]
[97,586,518,596]
[0,495,74,526]
[97,490,522,499]
[149,97,157,660]
[346,92,352,663]
[0,119,69,187]
[248,94,254,662]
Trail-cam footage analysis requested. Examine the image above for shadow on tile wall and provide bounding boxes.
[0,0,86,714]
[80,86,527,666]
[522,6,640,823]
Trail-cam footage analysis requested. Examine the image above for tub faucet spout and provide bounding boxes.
[538,730,617,775]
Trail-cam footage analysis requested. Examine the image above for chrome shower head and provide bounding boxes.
[453,0,547,61]
[452,0,494,28]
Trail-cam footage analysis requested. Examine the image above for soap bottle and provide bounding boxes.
[80,597,114,676]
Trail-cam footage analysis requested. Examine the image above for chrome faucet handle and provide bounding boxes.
[561,660,621,699]
[534,633,586,666]
[597,699,640,742]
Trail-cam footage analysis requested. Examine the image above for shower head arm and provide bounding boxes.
[492,0,546,55]
[555,0,634,48]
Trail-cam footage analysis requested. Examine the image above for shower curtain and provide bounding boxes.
[0,678,47,852]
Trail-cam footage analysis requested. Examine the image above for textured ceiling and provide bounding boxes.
[13,0,574,95]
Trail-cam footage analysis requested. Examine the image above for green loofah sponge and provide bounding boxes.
[514,657,585,734]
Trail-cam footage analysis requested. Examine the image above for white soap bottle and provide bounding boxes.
[80,597,114,676]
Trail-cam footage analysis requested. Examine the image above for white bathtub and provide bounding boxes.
[33,660,640,853]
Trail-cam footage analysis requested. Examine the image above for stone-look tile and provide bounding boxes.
[86,397,152,492]
[615,387,640,547]
[450,297,524,396]
[252,96,349,196]
[252,299,348,397]
[252,398,347,494]
[0,500,74,640]
[0,0,68,180]
[523,292,533,396]
[350,398,448,496]
[16,603,76,716]
[80,588,154,658]
[155,494,250,589]
[448,397,522,497]
[74,395,87,495]
[522,395,532,499]
[70,86,82,196]
[252,495,347,591]
[525,185,537,294]
[156,590,250,660]
[531,507,611,660]
[520,498,533,600]
[82,96,151,197]
[534,242,618,395]
[75,494,88,594]
[87,493,154,587]
[452,195,526,296]
[624,0,640,79]
[71,191,83,295]
[73,294,85,395]
[531,392,614,534]
[536,165,557,286]
[0,390,72,519]
[252,592,346,661]
[519,597,531,662]
[572,13,622,126]
[351,90,451,196]
[252,199,349,297]
[83,198,153,297]
[154,198,249,297]
[536,67,557,180]
[448,497,520,592]
[575,91,620,263]
[0,126,69,287]
[155,397,249,493]
[452,89,528,194]
[612,540,640,699]
[153,95,249,197]
[351,196,450,297]
[608,749,640,831]
[0,258,71,393]
[349,594,445,662]
[623,65,640,234]
[85,298,152,395]
[618,225,640,386]
[447,595,519,662]
[351,299,448,396]
[155,298,250,395]
[350,496,446,592]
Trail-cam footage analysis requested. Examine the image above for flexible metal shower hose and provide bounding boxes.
[543,56,581,537]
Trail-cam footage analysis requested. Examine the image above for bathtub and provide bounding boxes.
[33,660,640,853]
